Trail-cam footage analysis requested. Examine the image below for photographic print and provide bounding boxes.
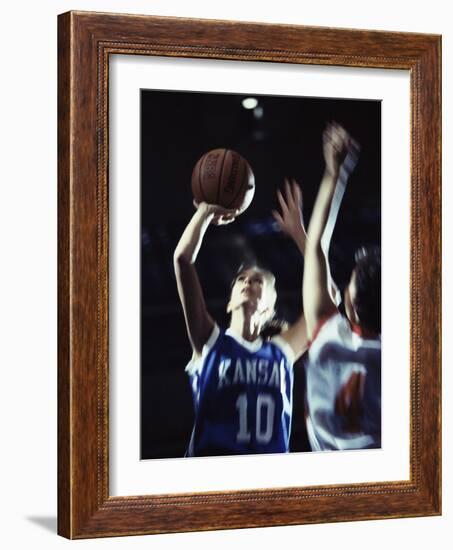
[58,12,440,537]
[140,89,381,460]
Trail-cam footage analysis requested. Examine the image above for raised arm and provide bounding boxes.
[321,135,360,306]
[173,202,238,355]
[303,122,358,339]
[271,179,308,360]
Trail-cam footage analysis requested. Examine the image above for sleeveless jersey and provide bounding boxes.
[185,325,295,457]
[305,312,381,451]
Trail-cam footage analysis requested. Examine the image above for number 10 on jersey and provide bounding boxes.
[236,392,275,444]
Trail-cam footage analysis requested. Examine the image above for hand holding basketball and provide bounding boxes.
[192,148,255,215]
[195,201,240,226]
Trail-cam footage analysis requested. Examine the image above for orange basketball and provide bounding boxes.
[191,148,255,213]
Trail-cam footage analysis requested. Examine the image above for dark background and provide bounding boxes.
[140,89,381,459]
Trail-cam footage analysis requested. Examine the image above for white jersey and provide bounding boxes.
[305,312,381,451]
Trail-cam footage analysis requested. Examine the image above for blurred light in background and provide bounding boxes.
[253,106,264,119]
[242,97,258,109]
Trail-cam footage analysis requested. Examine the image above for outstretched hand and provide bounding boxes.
[194,201,240,226]
[272,178,307,252]
[323,122,357,176]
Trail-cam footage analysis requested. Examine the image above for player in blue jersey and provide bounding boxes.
[173,184,309,457]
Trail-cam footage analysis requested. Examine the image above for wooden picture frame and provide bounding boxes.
[58,10,441,539]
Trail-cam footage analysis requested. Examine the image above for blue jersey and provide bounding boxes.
[185,325,295,457]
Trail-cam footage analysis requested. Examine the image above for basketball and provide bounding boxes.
[191,148,255,213]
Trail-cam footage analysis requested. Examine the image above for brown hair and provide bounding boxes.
[353,246,381,334]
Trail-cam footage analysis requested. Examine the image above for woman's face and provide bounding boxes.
[228,268,274,317]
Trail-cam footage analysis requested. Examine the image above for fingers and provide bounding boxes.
[271,209,284,228]
[290,178,302,205]
[211,211,238,225]
[276,188,289,216]
[194,199,211,211]
[219,217,236,225]
[324,121,353,152]
[349,137,361,156]
[212,216,236,226]
[205,204,240,217]
[273,177,304,236]
[277,177,302,213]
[194,202,239,225]
[284,178,296,210]
[213,205,240,216]
[277,178,298,210]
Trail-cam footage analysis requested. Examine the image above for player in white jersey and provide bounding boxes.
[173,187,309,456]
[303,122,381,451]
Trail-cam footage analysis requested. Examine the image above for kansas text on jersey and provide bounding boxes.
[185,325,295,457]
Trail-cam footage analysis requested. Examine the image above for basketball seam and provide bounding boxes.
[198,154,208,204]
[225,155,247,209]
[217,149,228,205]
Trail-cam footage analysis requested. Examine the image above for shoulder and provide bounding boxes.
[203,323,222,350]
[268,335,296,365]
[309,312,381,355]
[308,311,356,357]
[310,310,343,344]
[185,324,222,375]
